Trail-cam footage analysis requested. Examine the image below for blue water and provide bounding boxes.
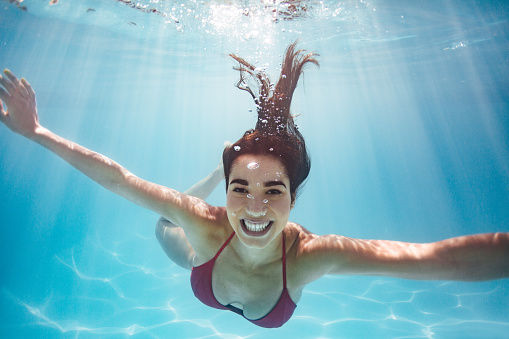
[1,0,508,338]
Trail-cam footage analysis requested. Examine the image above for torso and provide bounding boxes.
[213,236,300,319]
[191,221,311,320]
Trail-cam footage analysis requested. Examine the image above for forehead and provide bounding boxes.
[230,154,288,181]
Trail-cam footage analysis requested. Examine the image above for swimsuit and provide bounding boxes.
[190,231,296,328]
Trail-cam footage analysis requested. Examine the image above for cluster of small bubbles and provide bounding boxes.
[247,194,254,199]
[234,145,241,151]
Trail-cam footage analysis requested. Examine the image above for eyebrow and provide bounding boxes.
[230,179,248,186]
[264,181,287,188]
[229,178,287,189]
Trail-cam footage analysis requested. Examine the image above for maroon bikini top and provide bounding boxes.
[190,232,296,328]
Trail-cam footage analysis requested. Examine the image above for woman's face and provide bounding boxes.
[226,154,293,248]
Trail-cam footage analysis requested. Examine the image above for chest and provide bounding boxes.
[211,248,299,320]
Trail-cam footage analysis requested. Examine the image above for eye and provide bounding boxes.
[266,189,282,195]
[232,187,248,193]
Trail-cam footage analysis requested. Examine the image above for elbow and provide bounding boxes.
[155,217,169,241]
[155,219,165,242]
[96,162,130,194]
[155,217,179,243]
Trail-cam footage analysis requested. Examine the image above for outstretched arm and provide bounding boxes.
[0,70,209,228]
[302,232,509,283]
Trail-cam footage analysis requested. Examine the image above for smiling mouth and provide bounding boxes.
[241,219,273,236]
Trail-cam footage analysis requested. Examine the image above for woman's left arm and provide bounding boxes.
[306,232,509,281]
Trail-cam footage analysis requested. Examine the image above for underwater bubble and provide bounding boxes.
[234,145,241,151]
[247,162,260,169]
[269,148,274,151]
[263,199,269,204]
[257,183,261,186]
[261,119,268,123]
[232,212,236,216]
[247,194,254,199]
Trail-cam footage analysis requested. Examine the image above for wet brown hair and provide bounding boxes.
[223,41,319,204]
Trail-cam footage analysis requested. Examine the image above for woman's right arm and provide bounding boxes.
[0,70,208,227]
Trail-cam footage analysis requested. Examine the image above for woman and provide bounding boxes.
[0,42,507,328]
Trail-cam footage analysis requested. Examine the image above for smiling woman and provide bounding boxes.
[0,41,508,330]
[156,41,509,328]
[226,154,293,246]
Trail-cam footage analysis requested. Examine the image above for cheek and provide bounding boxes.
[273,197,292,215]
[226,194,242,213]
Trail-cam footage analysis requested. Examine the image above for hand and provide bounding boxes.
[0,69,40,138]
[217,141,233,178]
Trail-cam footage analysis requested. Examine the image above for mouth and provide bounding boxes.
[241,219,273,236]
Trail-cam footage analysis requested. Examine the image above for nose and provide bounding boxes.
[246,194,267,217]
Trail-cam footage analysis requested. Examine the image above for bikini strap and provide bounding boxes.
[282,232,287,289]
[213,232,235,260]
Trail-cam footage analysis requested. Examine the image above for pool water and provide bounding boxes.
[0,0,508,338]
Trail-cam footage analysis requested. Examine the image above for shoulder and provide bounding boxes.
[284,222,347,258]
[182,205,232,260]
[179,198,228,234]
[284,223,355,285]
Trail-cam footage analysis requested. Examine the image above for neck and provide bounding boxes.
[230,230,284,267]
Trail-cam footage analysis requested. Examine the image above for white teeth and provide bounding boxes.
[243,219,270,232]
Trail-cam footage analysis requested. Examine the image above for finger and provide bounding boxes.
[3,69,20,84]
[4,69,29,98]
[0,86,11,104]
[21,78,35,99]
[0,99,6,123]
[0,73,15,94]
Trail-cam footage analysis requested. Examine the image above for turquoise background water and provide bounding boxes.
[1,1,508,338]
